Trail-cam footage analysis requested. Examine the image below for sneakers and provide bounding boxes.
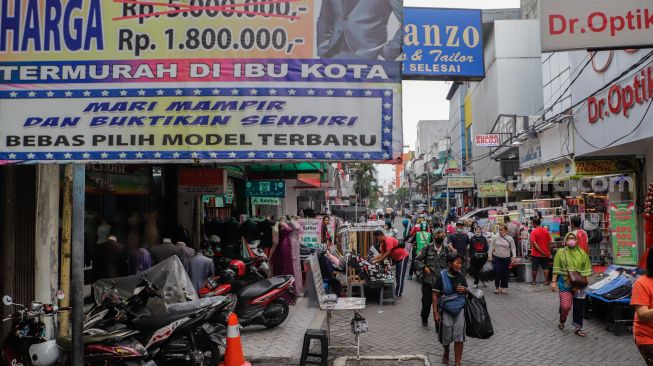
[473,284,478,289]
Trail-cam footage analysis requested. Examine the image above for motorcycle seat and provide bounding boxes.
[131,308,199,330]
[237,276,287,301]
[167,296,226,314]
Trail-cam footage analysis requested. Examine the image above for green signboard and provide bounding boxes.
[610,202,639,266]
[251,197,281,206]
[246,180,286,198]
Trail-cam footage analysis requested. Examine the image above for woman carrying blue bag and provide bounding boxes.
[432,252,468,366]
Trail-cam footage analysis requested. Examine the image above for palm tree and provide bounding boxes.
[350,163,378,204]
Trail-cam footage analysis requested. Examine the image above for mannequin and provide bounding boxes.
[96,219,112,244]
[127,212,142,249]
[142,210,160,249]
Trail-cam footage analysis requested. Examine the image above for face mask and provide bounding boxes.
[456,228,463,233]
[474,231,482,237]
[435,237,445,244]
[567,240,577,247]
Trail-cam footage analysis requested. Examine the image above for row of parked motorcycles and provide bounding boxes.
[2,241,296,365]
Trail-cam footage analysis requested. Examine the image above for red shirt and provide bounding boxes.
[573,229,589,254]
[530,226,551,258]
[381,236,409,262]
[631,276,653,345]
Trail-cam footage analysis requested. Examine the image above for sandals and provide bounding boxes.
[558,322,565,330]
[530,282,537,285]
[575,328,587,337]
[494,289,500,294]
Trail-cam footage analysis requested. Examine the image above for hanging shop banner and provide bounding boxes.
[0,0,403,164]
[575,160,635,176]
[298,217,335,249]
[86,164,152,195]
[202,195,225,208]
[447,176,475,189]
[178,167,223,195]
[402,7,485,81]
[246,180,285,198]
[610,202,639,266]
[474,134,501,147]
[540,0,653,52]
[477,182,507,198]
[444,159,461,175]
[251,197,281,205]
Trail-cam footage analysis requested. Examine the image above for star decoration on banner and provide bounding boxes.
[324,152,333,159]
[9,91,17,98]
[229,152,237,158]
[288,89,296,95]
[209,152,218,158]
[175,89,183,96]
[231,89,239,95]
[82,153,91,159]
[83,90,91,97]
[363,153,371,159]
[100,152,109,159]
[46,91,55,97]
[212,89,220,95]
[119,90,128,96]
[383,128,391,134]
[191,152,200,158]
[383,103,391,109]
[269,89,277,95]
[156,90,165,96]
[136,152,144,159]
[307,89,315,95]
[46,153,54,159]
[193,89,202,96]
[305,152,313,159]
[383,141,391,147]
[8,153,16,159]
[383,153,391,160]
[28,91,36,97]
[64,153,72,159]
[119,152,127,159]
[266,152,275,158]
[326,90,335,96]
[345,90,354,96]
[138,90,146,96]
[64,91,73,97]
[364,90,373,96]
[286,152,294,158]
[101,90,109,97]
[384,90,392,96]
[248,152,256,158]
[383,115,392,121]
[249,89,258,95]
[154,152,162,158]
[27,153,35,159]
[172,152,181,158]
[344,153,352,159]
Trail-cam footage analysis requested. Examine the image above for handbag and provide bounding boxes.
[568,270,588,287]
[350,312,368,334]
[439,270,466,316]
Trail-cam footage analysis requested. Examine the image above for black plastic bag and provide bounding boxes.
[464,291,494,339]
[479,261,494,282]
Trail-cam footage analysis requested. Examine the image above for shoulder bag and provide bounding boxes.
[439,270,466,316]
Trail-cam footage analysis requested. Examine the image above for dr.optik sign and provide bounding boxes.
[402,8,485,81]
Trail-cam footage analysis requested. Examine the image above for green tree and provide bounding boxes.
[350,163,379,204]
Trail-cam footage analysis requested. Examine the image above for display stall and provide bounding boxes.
[585,265,640,335]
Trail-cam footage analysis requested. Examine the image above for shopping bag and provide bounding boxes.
[479,261,494,282]
[464,291,494,339]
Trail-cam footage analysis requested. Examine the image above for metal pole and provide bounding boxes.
[426,157,431,210]
[59,164,73,337]
[71,164,85,365]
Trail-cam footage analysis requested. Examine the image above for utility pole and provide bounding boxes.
[445,150,451,218]
[71,164,85,366]
[59,164,73,337]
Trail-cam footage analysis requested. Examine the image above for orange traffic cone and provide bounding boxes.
[219,313,251,366]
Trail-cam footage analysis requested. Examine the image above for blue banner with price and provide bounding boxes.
[402,8,485,81]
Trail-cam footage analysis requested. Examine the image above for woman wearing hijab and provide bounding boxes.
[384,219,398,238]
[469,224,489,288]
[551,232,592,337]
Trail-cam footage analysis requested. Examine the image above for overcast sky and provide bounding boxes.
[377,0,520,188]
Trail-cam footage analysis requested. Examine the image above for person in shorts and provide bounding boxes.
[530,217,552,285]
[433,252,468,366]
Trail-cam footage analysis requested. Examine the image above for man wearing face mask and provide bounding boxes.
[447,221,471,274]
[415,229,451,326]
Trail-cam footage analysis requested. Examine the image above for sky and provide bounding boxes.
[377,0,521,188]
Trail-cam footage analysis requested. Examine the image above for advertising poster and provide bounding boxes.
[298,216,334,248]
[0,0,402,163]
[477,182,507,198]
[85,164,152,195]
[610,202,639,266]
[402,7,484,80]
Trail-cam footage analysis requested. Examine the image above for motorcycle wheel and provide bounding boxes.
[195,341,221,366]
[262,298,290,328]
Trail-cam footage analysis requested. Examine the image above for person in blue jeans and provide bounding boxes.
[488,224,516,294]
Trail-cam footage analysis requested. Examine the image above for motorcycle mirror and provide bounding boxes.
[2,295,13,306]
[56,290,65,300]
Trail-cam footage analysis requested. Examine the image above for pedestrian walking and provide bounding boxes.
[551,232,592,337]
[447,221,470,274]
[530,217,552,285]
[488,224,516,294]
[415,229,449,326]
[384,219,399,238]
[432,252,468,366]
[569,215,589,253]
[632,249,653,365]
[469,225,489,289]
[373,230,410,298]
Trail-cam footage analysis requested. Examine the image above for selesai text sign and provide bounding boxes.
[540,0,653,52]
[402,8,485,81]
[475,134,500,147]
